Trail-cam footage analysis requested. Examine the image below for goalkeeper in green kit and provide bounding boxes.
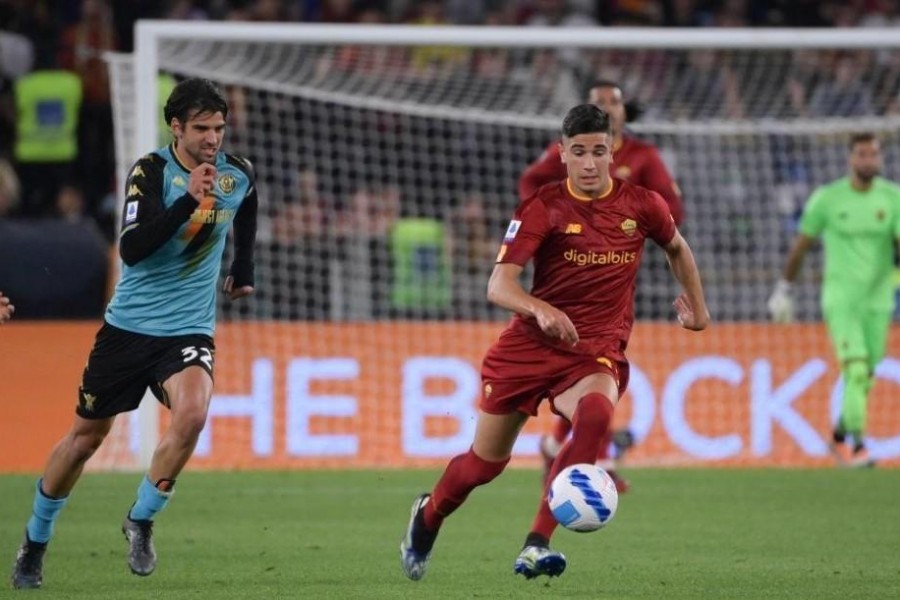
[768,132,900,467]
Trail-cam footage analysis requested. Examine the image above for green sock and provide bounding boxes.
[840,361,870,445]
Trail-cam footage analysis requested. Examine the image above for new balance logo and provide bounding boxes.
[565,223,582,234]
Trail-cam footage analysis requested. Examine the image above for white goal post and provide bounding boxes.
[100,23,900,471]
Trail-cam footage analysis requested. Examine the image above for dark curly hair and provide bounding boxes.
[163,78,228,125]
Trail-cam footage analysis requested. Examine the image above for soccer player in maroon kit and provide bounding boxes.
[400,104,708,581]
[523,80,685,493]
[519,80,683,224]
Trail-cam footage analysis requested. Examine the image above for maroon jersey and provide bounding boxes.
[518,136,684,225]
[498,178,676,353]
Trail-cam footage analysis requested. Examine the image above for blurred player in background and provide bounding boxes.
[401,104,708,582]
[0,291,14,323]
[521,79,685,493]
[768,132,900,469]
[11,78,258,589]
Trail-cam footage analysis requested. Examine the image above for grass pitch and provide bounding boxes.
[0,469,898,599]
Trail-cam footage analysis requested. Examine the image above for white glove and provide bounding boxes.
[767,279,795,323]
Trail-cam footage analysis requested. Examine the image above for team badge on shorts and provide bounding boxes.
[79,387,97,412]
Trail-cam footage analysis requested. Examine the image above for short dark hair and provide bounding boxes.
[163,78,228,125]
[561,104,612,138]
[849,131,878,150]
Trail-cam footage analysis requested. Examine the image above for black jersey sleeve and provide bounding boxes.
[226,155,258,287]
[118,154,199,267]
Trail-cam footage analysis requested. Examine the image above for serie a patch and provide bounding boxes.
[504,219,522,241]
[125,201,139,224]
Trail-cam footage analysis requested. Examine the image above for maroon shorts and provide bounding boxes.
[479,327,630,417]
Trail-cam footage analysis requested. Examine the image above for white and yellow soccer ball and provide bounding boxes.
[548,463,619,532]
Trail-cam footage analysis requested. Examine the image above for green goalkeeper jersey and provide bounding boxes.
[799,176,900,311]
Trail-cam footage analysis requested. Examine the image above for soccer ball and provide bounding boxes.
[548,463,619,532]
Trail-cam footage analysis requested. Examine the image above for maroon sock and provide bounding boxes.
[530,393,614,539]
[595,429,614,462]
[422,448,509,532]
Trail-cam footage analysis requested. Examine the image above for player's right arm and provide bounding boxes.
[489,195,578,345]
[118,156,213,266]
[0,291,14,324]
[518,143,564,200]
[487,263,579,345]
[767,188,825,322]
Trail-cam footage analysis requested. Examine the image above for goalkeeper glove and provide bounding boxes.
[767,279,795,323]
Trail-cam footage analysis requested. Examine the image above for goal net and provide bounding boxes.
[100,24,900,470]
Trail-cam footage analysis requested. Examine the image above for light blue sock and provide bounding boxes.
[26,479,68,544]
[128,476,173,522]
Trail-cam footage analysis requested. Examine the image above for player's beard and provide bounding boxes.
[854,167,879,183]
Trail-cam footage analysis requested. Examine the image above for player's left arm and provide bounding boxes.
[643,190,708,330]
[663,231,709,331]
[640,146,684,226]
[224,160,258,300]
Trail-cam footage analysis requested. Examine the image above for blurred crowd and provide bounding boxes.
[0,0,898,234]
[1,0,900,321]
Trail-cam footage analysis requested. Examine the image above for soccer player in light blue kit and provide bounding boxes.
[11,78,258,589]
[768,132,900,468]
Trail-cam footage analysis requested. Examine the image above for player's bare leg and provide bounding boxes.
[149,366,213,481]
[12,416,115,589]
[516,373,618,580]
[123,366,212,576]
[401,410,527,581]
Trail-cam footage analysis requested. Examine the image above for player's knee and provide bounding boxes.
[171,402,209,440]
[573,393,613,435]
[845,361,869,386]
[175,411,208,440]
[69,428,108,461]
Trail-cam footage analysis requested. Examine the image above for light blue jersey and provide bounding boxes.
[105,144,256,336]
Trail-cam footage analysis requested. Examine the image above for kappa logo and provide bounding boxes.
[130,165,145,179]
[620,218,637,236]
[172,175,186,188]
[126,184,143,198]
[79,388,97,412]
[218,173,236,195]
[565,223,583,234]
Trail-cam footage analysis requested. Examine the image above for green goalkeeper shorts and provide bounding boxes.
[823,305,892,368]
